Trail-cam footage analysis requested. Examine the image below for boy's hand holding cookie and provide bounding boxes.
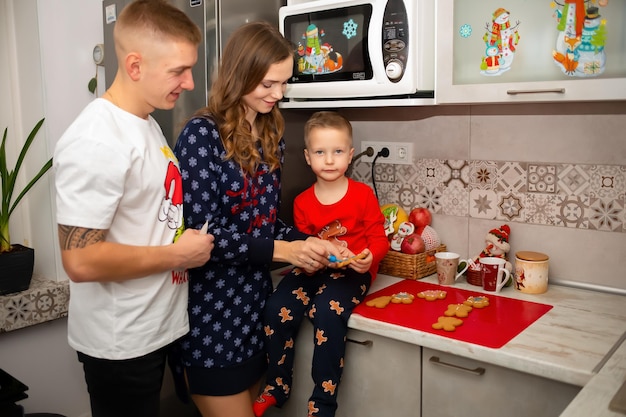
[328,249,372,272]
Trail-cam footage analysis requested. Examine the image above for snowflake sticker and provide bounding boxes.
[343,18,358,39]
[459,24,472,38]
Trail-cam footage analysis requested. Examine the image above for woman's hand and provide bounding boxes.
[273,237,346,273]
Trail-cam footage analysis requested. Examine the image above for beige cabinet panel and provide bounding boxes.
[422,347,580,417]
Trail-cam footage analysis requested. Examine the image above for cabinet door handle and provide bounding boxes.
[506,88,565,95]
[347,338,373,347]
[429,356,485,376]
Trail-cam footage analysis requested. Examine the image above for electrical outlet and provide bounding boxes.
[395,142,413,164]
[360,141,391,164]
[360,141,413,165]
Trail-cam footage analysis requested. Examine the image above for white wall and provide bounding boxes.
[0,0,105,282]
[0,319,91,416]
[37,0,107,280]
[1,1,103,415]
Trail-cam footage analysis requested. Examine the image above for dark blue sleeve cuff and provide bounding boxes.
[248,238,275,266]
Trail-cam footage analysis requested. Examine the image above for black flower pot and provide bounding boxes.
[0,244,34,296]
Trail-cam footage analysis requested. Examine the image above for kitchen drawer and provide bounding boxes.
[422,347,580,417]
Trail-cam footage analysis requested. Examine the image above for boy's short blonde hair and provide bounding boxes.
[304,111,353,148]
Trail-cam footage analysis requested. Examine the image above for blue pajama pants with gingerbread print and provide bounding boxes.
[261,267,371,417]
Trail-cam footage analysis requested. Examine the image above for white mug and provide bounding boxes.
[435,252,470,286]
[480,257,510,292]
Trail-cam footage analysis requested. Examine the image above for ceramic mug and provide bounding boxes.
[435,252,470,286]
[480,257,510,292]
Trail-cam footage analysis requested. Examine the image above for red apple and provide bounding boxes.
[409,207,432,229]
[401,233,426,254]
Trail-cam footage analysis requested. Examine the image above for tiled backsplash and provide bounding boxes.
[284,102,626,291]
[351,159,625,234]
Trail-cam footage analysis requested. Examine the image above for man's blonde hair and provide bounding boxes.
[114,0,202,56]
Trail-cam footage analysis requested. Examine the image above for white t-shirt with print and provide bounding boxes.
[54,98,188,360]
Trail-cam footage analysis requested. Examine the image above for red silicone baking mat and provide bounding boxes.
[353,280,553,349]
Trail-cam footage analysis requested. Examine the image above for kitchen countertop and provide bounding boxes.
[560,337,626,417]
[348,273,626,417]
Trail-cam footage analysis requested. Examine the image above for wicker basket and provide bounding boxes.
[466,266,483,286]
[378,244,447,280]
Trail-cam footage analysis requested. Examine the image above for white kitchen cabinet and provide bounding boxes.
[265,321,421,417]
[421,347,580,417]
[435,0,626,104]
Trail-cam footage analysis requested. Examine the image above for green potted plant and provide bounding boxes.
[0,117,52,295]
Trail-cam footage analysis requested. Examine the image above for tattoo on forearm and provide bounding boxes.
[58,225,105,250]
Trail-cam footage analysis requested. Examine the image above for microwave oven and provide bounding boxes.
[278,0,435,101]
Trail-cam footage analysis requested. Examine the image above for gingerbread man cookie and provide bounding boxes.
[444,303,473,318]
[432,316,464,332]
[391,292,415,304]
[333,252,368,268]
[417,290,447,301]
[365,296,393,308]
[463,296,490,309]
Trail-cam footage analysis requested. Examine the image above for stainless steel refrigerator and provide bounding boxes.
[102,0,285,147]
[102,0,316,226]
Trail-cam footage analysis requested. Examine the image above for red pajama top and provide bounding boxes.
[293,178,390,279]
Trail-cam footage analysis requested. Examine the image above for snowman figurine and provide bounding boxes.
[474,224,513,273]
[391,221,415,252]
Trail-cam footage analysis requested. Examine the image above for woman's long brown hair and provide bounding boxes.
[196,21,294,176]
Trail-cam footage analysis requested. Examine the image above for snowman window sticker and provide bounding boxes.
[479,8,521,76]
[551,0,609,77]
[296,22,345,76]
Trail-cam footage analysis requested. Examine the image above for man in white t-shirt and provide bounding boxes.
[53,1,214,416]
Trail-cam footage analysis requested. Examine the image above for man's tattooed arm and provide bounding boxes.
[58,225,106,250]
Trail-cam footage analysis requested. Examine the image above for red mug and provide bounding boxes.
[479,257,510,292]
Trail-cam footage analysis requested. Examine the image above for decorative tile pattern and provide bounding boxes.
[415,159,446,189]
[395,164,419,185]
[442,159,470,188]
[558,164,590,196]
[496,162,527,193]
[555,194,589,229]
[374,163,395,183]
[412,183,444,213]
[528,164,558,194]
[351,158,625,236]
[588,196,624,231]
[524,193,560,225]
[589,165,625,199]
[0,276,69,333]
[350,159,372,184]
[469,160,497,190]
[469,189,498,219]
[396,185,418,211]
[441,184,469,217]
[497,192,524,222]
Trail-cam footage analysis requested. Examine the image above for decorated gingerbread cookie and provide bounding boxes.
[463,296,490,309]
[444,303,473,318]
[417,290,447,301]
[391,292,415,304]
[329,252,368,268]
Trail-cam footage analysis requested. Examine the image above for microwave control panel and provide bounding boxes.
[382,0,409,83]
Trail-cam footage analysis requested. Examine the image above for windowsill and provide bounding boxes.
[0,276,69,333]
